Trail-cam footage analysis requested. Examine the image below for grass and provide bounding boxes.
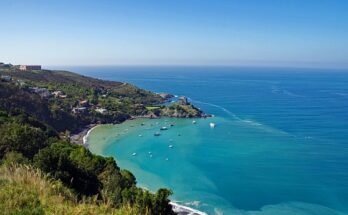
[0,164,141,215]
[145,106,161,111]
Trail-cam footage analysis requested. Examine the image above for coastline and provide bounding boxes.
[170,202,208,215]
[82,119,209,215]
[70,124,99,145]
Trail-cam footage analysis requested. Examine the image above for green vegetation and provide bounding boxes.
[0,164,141,215]
[0,114,175,214]
[146,106,161,111]
[0,68,164,134]
[160,103,204,118]
[0,67,177,214]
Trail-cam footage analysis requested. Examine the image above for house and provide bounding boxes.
[72,107,87,114]
[52,91,67,98]
[52,91,63,97]
[95,108,107,114]
[79,100,89,107]
[29,87,51,98]
[0,75,12,82]
[19,65,41,71]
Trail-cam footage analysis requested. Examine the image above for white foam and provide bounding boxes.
[83,125,102,145]
[170,202,208,215]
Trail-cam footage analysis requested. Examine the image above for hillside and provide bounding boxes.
[0,164,140,215]
[0,67,165,134]
[0,65,180,214]
[0,67,205,136]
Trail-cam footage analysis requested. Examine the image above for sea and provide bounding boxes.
[54,66,348,215]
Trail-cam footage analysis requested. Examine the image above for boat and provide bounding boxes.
[154,132,161,136]
[169,145,173,148]
[138,134,143,137]
[165,158,169,161]
[132,153,137,156]
[192,120,196,124]
[160,126,168,130]
[209,122,216,128]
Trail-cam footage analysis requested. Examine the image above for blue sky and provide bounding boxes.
[1,0,348,68]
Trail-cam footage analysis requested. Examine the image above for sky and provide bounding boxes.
[1,0,348,68]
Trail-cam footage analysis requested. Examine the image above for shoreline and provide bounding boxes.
[70,124,97,145]
[82,124,104,145]
[170,202,208,215]
[81,119,209,215]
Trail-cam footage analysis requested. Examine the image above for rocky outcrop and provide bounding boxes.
[158,93,174,101]
[160,103,210,118]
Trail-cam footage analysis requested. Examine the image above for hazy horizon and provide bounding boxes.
[1,0,348,69]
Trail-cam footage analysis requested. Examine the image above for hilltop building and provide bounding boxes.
[19,65,41,71]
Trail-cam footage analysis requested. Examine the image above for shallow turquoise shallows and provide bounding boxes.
[70,66,348,215]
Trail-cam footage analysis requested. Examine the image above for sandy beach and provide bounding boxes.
[70,124,98,145]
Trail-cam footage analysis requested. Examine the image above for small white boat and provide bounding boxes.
[150,154,153,158]
[148,151,152,154]
[154,132,161,136]
[209,122,216,128]
[132,153,137,156]
[165,158,169,161]
[160,126,168,130]
[169,145,173,148]
[138,134,143,137]
[192,120,197,124]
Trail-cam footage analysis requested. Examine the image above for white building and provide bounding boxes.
[95,108,107,114]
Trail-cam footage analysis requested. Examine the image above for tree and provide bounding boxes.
[0,123,48,159]
[152,189,175,215]
[34,141,100,196]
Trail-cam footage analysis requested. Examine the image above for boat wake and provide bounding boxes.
[188,98,243,120]
[189,98,291,136]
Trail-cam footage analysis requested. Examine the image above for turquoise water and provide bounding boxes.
[66,66,348,215]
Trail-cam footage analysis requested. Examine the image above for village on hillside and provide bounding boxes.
[0,62,113,116]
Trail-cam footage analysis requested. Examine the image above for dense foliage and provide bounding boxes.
[0,68,176,214]
[0,164,142,215]
[0,68,164,134]
[0,119,175,214]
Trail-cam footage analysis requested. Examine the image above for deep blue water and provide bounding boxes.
[55,66,348,214]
